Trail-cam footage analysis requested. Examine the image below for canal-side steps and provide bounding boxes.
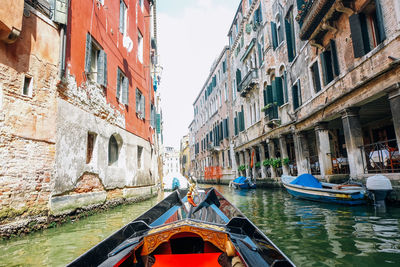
[0,184,161,239]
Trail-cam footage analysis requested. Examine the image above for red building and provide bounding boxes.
[65,0,155,140]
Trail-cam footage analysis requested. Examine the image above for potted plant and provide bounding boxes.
[272,158,282,168]
[282,157,290,166]
[255,162,261,168]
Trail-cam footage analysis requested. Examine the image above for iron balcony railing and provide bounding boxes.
[360,139,400,174]
[238,68,258,97]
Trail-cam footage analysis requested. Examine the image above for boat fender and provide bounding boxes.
[226,240,236,257]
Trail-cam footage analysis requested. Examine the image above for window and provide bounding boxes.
[136,88,145,119]
[292,80,302,110]
[85,34,107,86]
[285,8,296,62]
[86,132,97,164]
[253,5,262,27]
[222,61,226,73]
[320,40,340,85]
[116,68,129,104]
[139,0,143,11]
[310,61,322,93]
[119,0,127,34]
[138,146,143,169]
[233,79,237,100]
[224,83,228,101]
[108,134,121,166]
[151,103,155,128]
[138,30,143,63]
[22,76,33,96]
[349,0,385,58]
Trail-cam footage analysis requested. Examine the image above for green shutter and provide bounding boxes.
[156,114,161,133]
[116,68,121,99]
[97,50,107,86]
[330,39,340,77]
[136,89,140,111]
[142,94,145,118]
[234,116,238,135]
[121,76,129,105]
[375,0,386,43]
[311,61,321,92]
[236,69,242,89]
[321,51,333,85]
[349,13,369,58]
[276,77,284,106]
[296,0,304,11]
[267,85,273,104]
[271,22,278,50]
[85,33,92,72]
[119,0,125,32]
[285,19,294,62]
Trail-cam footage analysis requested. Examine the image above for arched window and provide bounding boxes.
[108,134,121,166]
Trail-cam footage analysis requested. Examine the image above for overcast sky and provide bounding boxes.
[157,0,240,149]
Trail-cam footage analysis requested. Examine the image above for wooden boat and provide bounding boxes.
[230,176,256,189]
[281,174,367,205]
[68,187,294,267]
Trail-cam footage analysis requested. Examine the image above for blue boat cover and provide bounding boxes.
[290,174,322,189]
[233,176,247,184]
[172,177,180,190]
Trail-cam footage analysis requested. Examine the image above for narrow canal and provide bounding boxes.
[1,186,400,266]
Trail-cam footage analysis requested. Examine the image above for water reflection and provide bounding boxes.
[0,187,399,266]
[212,185,400,267]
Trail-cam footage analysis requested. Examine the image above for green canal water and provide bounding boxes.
[1,186,400,266]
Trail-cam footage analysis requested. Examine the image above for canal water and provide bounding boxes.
[1,186,400,266]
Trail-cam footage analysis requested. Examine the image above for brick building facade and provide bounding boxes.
[0,0,162,230]
[190,0,400,193]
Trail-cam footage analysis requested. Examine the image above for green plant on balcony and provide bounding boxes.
[261,102,277,112]
[272,158,282,168]
[238,165,246,172]
[282,157,290,166]
[295,0,314,24]
[263,158,273,167]
[255,162,261,168]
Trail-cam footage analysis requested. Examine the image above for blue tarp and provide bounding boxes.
[233,176,247,184]
[290,174,322,189]
[172,177,180,190]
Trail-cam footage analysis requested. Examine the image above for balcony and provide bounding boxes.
[238,68,258,97]
[207,143,220,152]
[297,0,354,42]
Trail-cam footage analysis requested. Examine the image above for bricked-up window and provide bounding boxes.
[138,30,143,63]
[320,40,340,86]
[310,60,322,93]
[85,33,107,86]
[285,8,296,62]
[349,0,386,58]
[137,146,143,169]
[136,88,145,119]
[292,80,302,110]
[119,0,127,34]
[108,135,120,166]
[86,132,97,164]
[22,76,33,96]
[116,68,129,105]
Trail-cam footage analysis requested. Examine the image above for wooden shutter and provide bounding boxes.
[257,41,263,67]
[141,94,145,118]
[330,39,340,77]
[276,77,284,106]
[271,79,278,103]
[296,0,305,11]
[320,50,333,85]
[349,13,369,58]
[84,33,92,72]
[156,114,161,133]
[136,89,140,111]
[234,116,238,135]
[292,84,299,110]
[375,0,386,44]
[219,122,223,143]
[97,50,107,86]
[225,117,229,137]
[116,69,121,99]
[236,69,242,88]
[121,76,129,105]
[285,19,294,62]
[271,22,278,50]
[311,61,321,92]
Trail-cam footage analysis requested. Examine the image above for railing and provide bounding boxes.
[204,166,222,180]
[25,0,53,19]
[295,0,315,25]
[309,155,320,175]
[360,139,400,173]
[238,68,258,96]
[267,105,278,121]
[207,143,220,152]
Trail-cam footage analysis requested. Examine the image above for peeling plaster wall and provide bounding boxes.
[55,99,157,196]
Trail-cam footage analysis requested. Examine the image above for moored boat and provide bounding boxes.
[230,176,256,189]
[68,187,294,267]
[281,174,367,205]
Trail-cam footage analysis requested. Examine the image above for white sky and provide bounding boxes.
[157,0,241,149]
